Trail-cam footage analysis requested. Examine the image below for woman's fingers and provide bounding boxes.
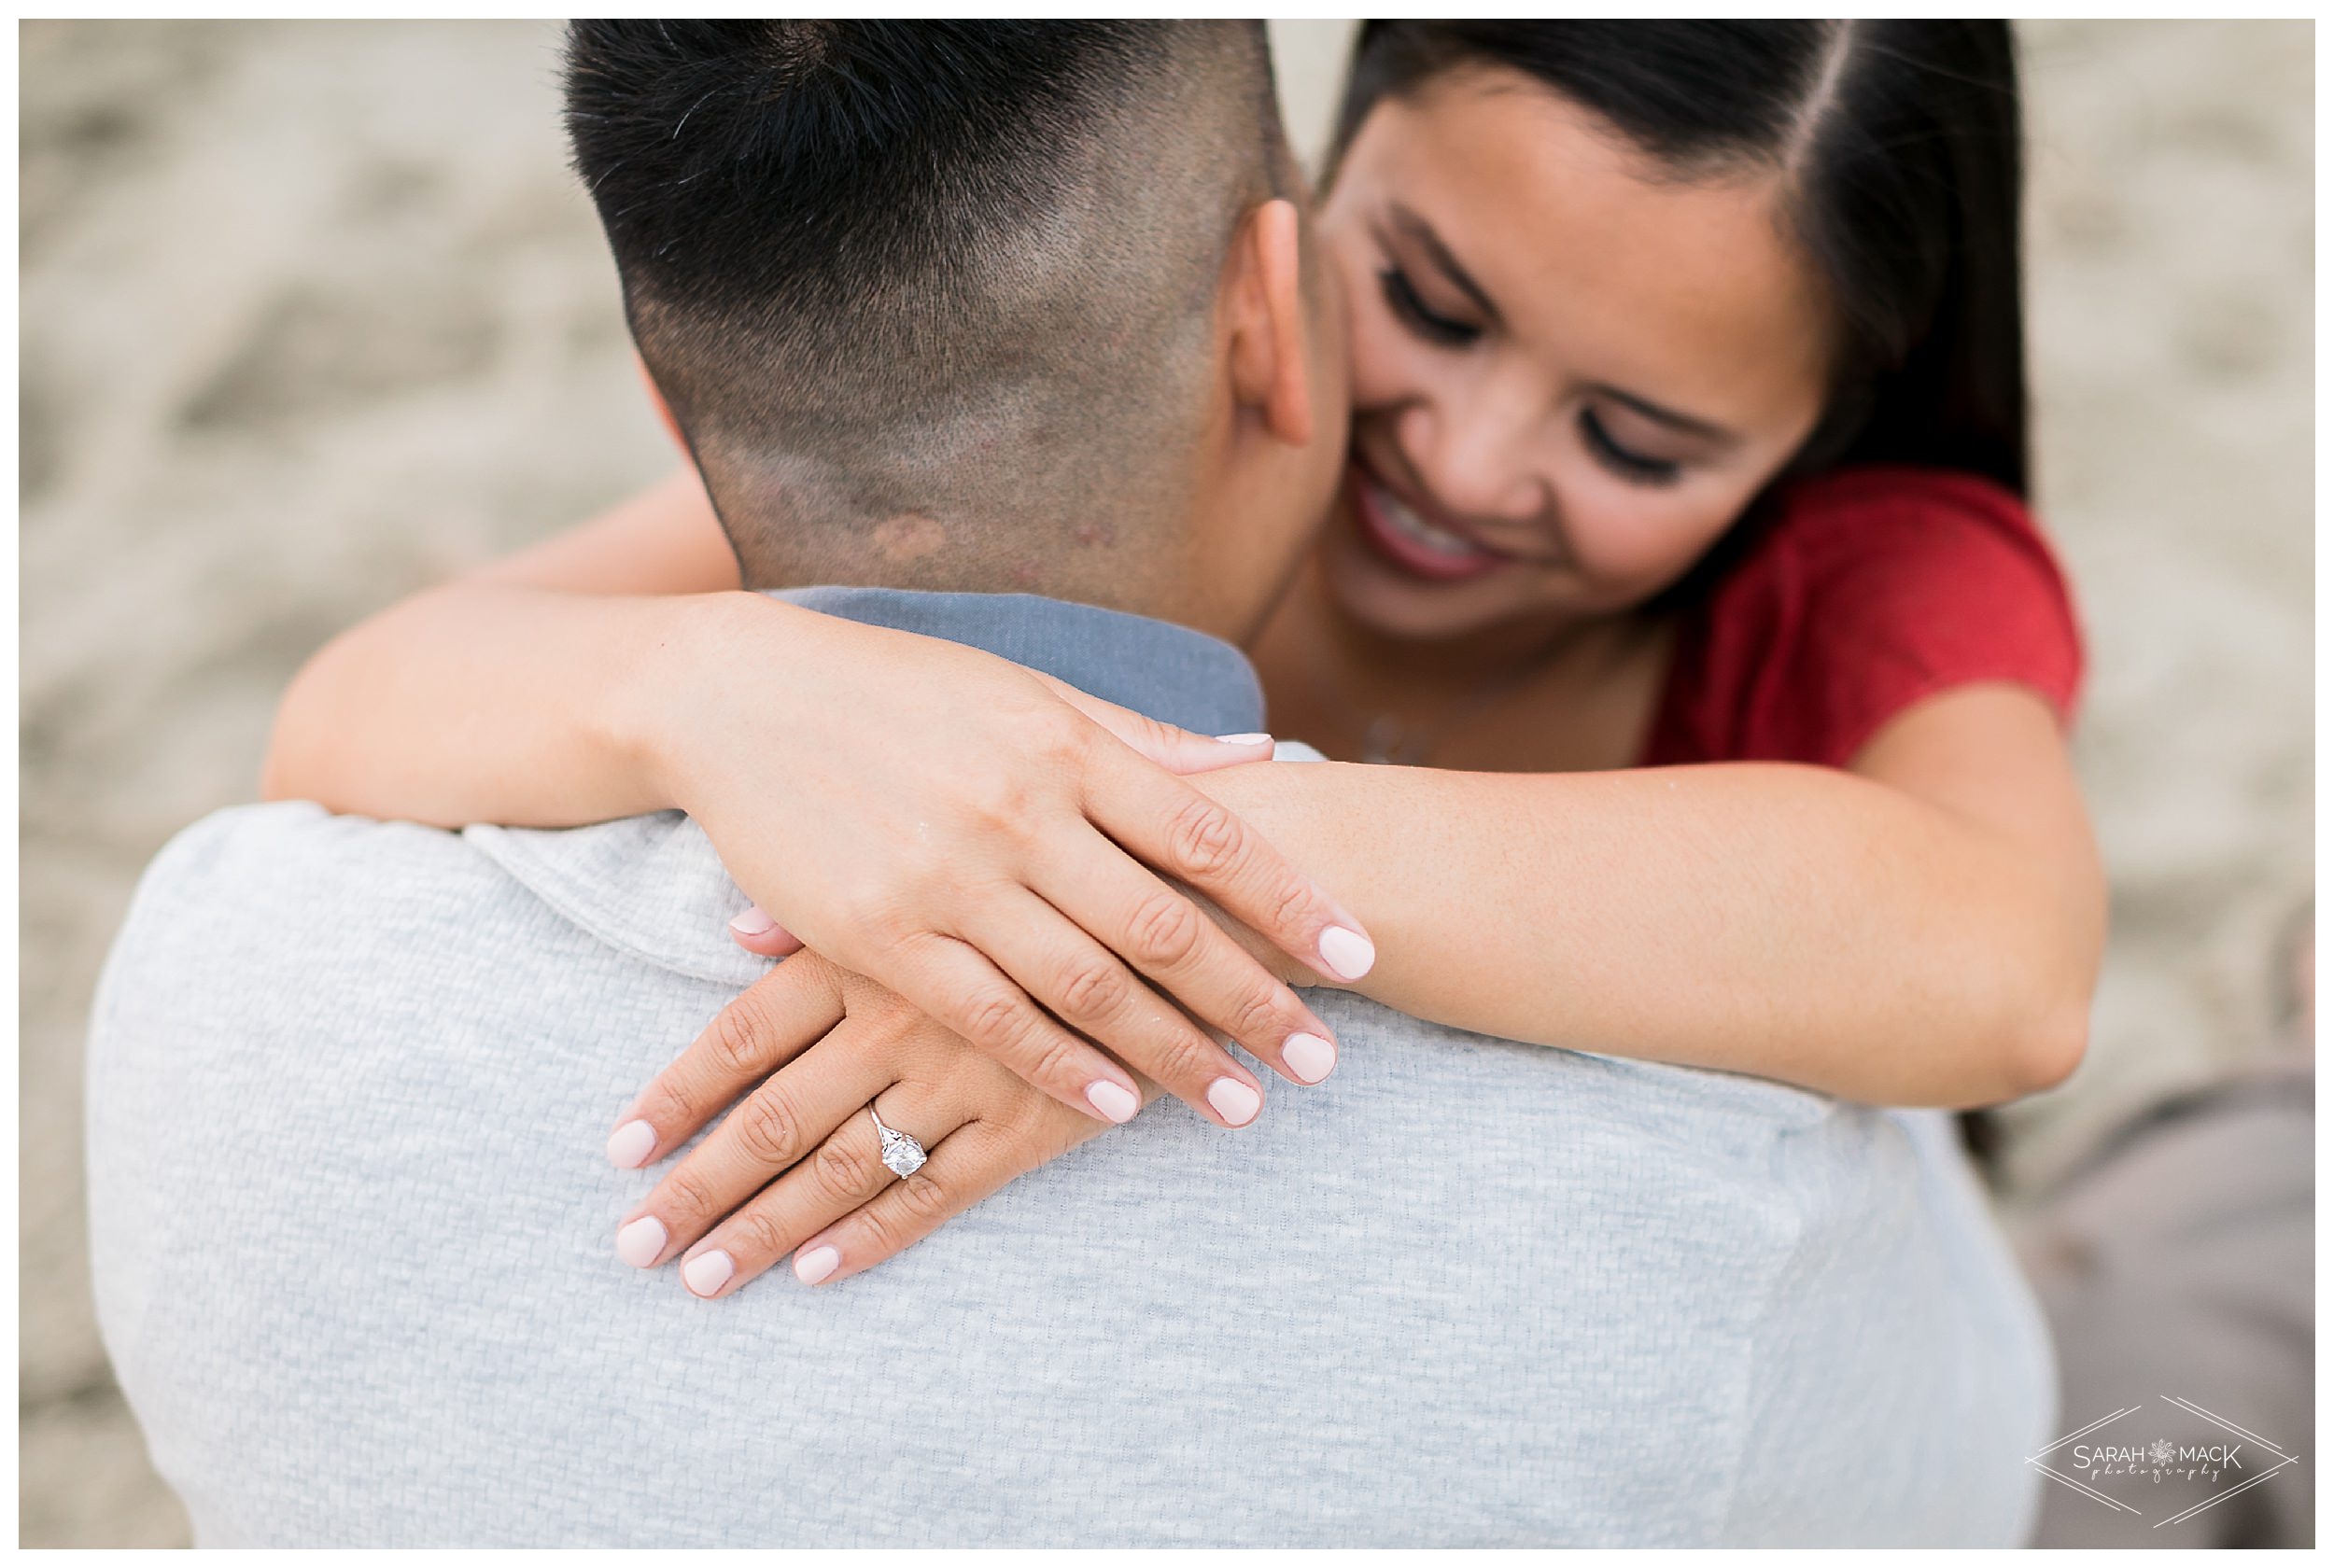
[614,1036,893,1268]
[672,1085,962,1298]
[725,903,803,957]
[606,956,846,1170]
[788,1118,1052,1288]
[1079,741,1375,987]
[1036,822,1340,1089]
[875,926,1147,1127]
[952,888,1265,1127]
[1033,672,1275,776]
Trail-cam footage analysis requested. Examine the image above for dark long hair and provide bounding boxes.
[1330,21,2030,500]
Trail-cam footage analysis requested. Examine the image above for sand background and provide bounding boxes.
[19,20,2313,1546]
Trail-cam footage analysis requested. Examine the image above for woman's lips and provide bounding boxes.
[1351,469,1508,582]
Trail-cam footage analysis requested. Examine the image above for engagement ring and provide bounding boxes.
[868,1104,927,1179]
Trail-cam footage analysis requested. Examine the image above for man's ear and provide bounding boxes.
[1224,197,1315,450]
[636,352,690,455]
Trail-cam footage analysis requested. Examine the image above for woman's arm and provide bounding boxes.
[1189,683,2103,1109]
[604,680,2097,1294]
[260,469,1375,1131]
[261,468,741,824]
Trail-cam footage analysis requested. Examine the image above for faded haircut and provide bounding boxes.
[566,21,1294,590]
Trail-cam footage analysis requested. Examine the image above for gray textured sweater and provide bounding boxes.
[86,587,2052,1546]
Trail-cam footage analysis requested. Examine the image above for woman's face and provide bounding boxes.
[1314,66,1839,642]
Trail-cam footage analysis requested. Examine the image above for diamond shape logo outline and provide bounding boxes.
[2024,1393,2300,1526]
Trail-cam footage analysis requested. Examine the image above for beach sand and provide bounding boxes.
[19,20,2313,1545]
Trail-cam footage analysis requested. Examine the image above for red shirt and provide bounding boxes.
[1640,464,2084,770]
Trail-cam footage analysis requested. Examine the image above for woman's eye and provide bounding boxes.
[1580,409,1682,486]
[1378,267,1480,349]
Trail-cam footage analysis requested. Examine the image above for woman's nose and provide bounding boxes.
[1397,397,1550,523]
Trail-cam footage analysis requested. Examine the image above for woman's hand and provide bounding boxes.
[608,951,1136,1295]
[621,593,1366,1129]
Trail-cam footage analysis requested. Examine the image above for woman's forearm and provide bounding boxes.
[262,581,768,828]
[263,567,1371,1128]
[1191,757,2100,1109]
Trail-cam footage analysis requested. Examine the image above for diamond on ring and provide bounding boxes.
[868,1105,927,1179]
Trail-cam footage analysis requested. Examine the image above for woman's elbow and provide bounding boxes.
[2007,991,2091,1098]
[258,654,341,804]
[1992,855,2106,1100]
[258,717,313,804]
[1933,988,2087,1111]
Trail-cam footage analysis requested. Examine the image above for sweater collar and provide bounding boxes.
[770,586,1265,738]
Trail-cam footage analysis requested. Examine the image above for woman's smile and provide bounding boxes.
[1346,446,1576,588]
[1350,463,1511,581]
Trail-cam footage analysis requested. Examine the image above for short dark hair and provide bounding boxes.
[567,21,1291,588]
[1334,21,2029,498]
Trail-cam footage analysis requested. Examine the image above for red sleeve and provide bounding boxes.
[1642,465,2085,770]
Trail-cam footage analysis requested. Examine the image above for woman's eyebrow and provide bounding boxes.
[1388,203,1500,326]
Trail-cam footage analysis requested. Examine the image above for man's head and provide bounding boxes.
[567,21,1348,640]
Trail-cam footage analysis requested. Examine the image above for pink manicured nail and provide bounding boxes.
[794,1245,839,1285]
[1207,1077,1261,1127]
[729,904,778,936]
[1214,733,1272,746]
[1317,925,1375,981]
[605,1118,655,1169]
[1283,1032,1337,1085]
[682,1250,735,1297]
[615,1214,667,1268]
[1085,1080,1140,1124]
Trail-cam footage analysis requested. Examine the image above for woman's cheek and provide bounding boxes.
[1567,494,1722,600]
[1343,313,1427,410]
[1325,248,1388,390]
[1332,279,1434,412]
